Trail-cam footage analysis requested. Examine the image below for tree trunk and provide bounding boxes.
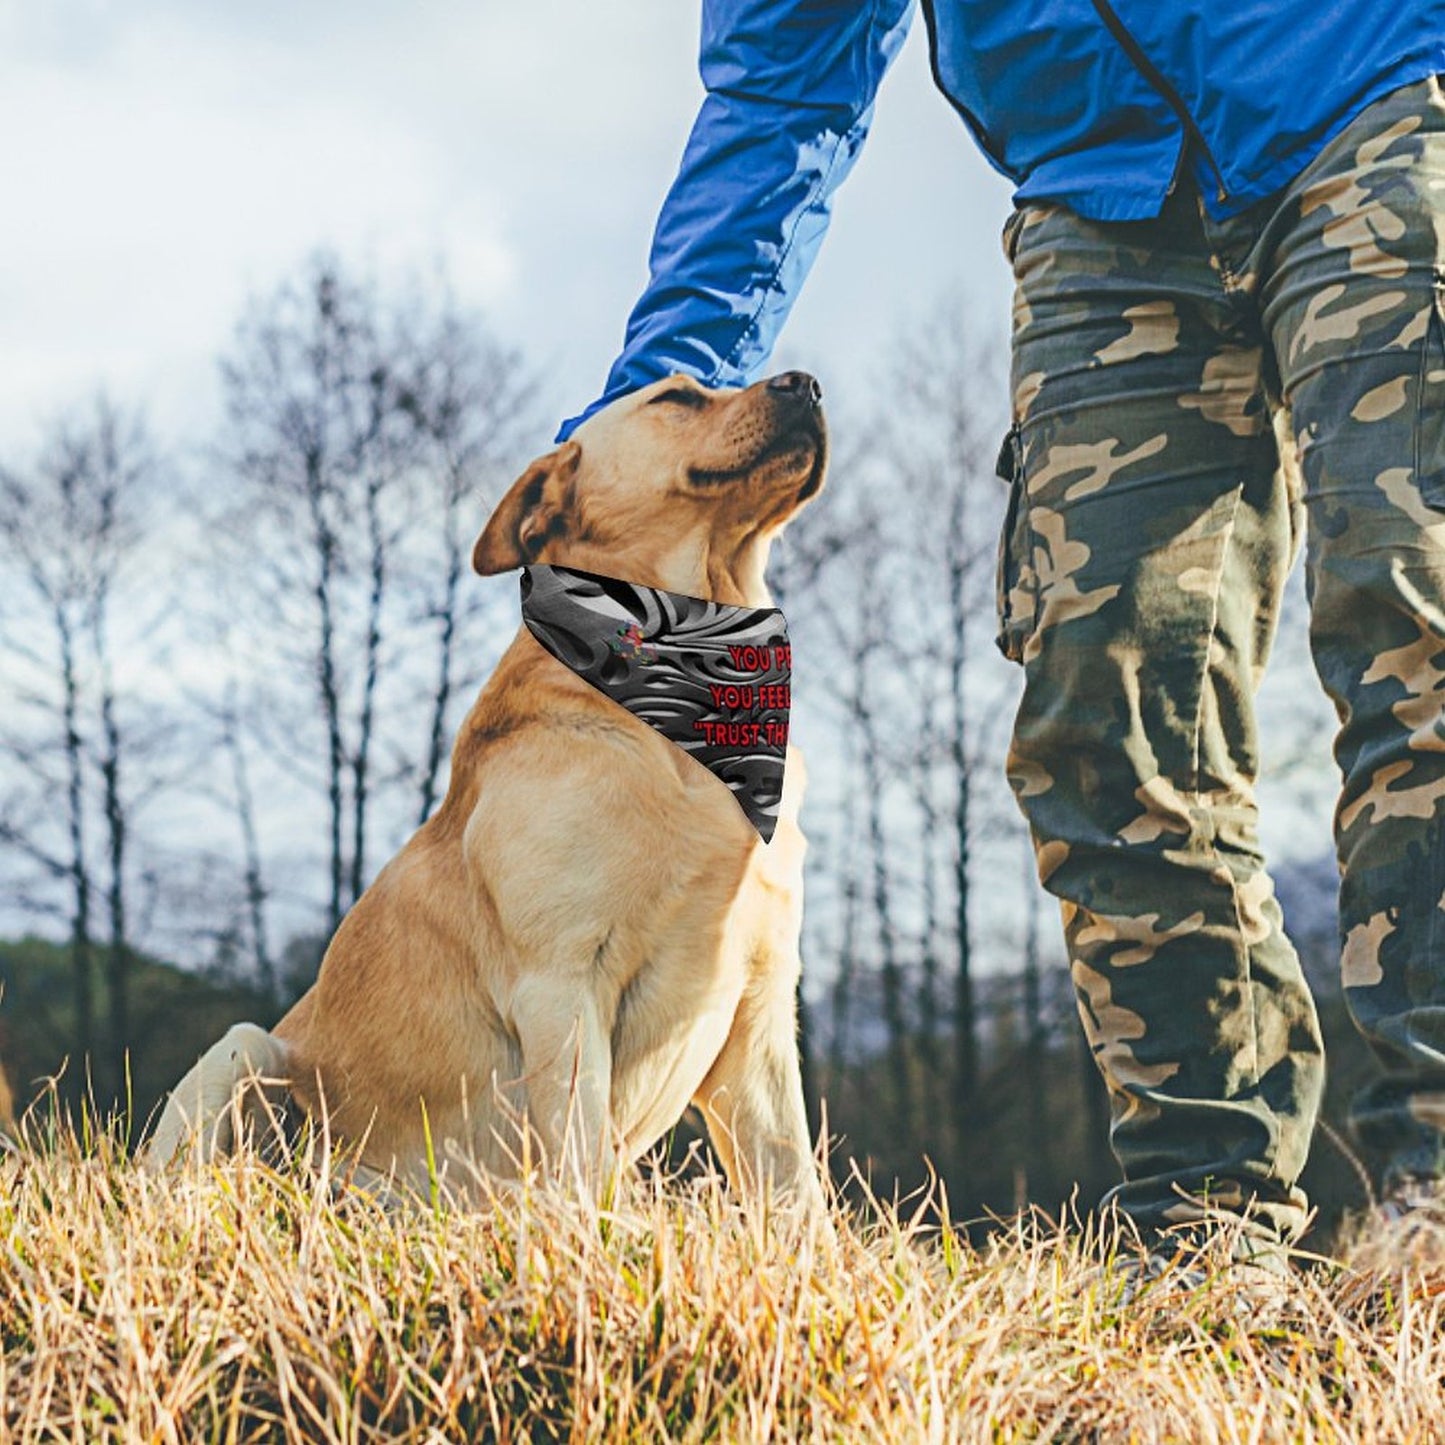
[350,471,387,905]
[827,767,862,1082]
[855,644,912,1142]
[222,688,275,1002]
[57,606,93,1103]
[417,501,463,827]
[913,682,943,1134]
[1021,830,1049,1194]
[946,488,977,1109]
[93,595,129,1105]
[305,455,346,936]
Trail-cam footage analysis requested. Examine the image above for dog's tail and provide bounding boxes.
[144,1023,292,1170]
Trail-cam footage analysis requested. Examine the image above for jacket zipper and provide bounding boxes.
[1088,0,1230,204]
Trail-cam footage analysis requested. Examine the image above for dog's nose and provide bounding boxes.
[766,371,822,407]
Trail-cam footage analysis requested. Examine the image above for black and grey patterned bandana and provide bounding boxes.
[520,564,790,842]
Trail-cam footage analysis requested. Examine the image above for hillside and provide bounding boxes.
[0,935,277,1138]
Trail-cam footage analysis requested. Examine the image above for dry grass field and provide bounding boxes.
[1,1119,1443,1444]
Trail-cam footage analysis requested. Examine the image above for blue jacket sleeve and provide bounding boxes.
[557,0,915,440]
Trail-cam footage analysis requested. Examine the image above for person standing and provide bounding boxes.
[561,0,1445,1265]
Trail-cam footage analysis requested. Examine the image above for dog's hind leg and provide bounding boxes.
[144,1023,291,1169]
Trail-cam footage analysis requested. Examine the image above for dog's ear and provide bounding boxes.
[472,442,582,575]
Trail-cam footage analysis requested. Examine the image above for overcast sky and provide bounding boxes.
[0,0,1016,448]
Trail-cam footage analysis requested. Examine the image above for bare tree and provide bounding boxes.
[943,476,981,1107]
[910,676,947,1128]
[824,738,864,1081]
[217,261,403,931]
[873,323,1007,1111]
[211,255,539,959]
[220,680,276,1001]
[776,308,1040,1188]
[393,301,539,825]
[855,599,913,1139]
[857,321,1011,1133]
[0,398,159,1099]
[77,410,154,1095]
[789,474,923,1142]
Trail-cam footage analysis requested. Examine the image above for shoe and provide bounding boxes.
[1377,1173,1445,1230]
[1107,1248,1209,1309]
[1340,1173,1445,1276]
[1091,1227,1297,1324]
[1328,1175,1445,1318]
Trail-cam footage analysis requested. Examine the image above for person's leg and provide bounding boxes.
[1263,76,1445,1189]
[1002,192,1325,1246]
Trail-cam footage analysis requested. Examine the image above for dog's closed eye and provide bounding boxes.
[649,386,706,409]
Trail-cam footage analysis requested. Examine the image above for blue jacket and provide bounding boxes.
[560,0,1445,438]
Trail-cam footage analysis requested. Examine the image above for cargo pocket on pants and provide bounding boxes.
[994,424,1038,664]
[1415,270,1445,507]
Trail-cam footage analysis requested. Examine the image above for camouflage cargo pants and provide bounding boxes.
[1001,75,1445,1244]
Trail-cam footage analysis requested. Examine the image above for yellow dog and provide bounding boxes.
[148,372,828,1211]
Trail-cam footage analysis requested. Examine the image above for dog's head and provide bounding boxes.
[472,371,827,605]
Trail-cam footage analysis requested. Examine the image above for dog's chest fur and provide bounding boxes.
[469,663,807,1160]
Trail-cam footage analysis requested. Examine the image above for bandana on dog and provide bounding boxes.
[520,564,791,842]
